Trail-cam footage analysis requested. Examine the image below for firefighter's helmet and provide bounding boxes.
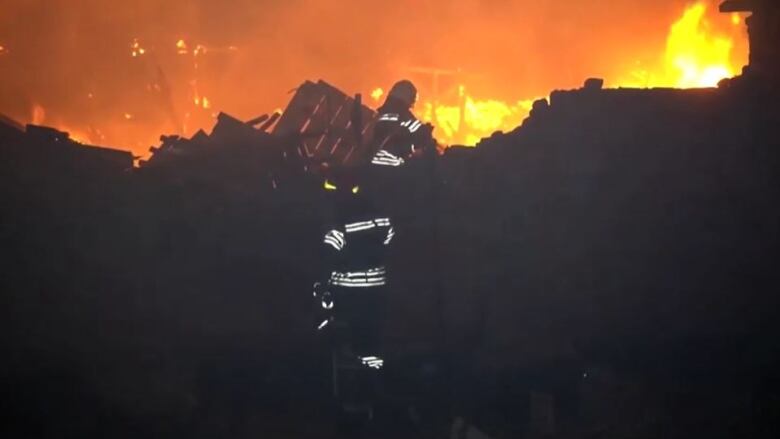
[387,79,418,109]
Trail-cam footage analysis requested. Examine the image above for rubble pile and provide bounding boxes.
[1,3,779,436]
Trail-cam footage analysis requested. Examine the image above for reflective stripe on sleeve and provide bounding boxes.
[323,230,345,250]
[371,149,405,167]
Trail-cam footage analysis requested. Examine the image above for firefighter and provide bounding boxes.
[370,79,437,169]
[313,168,393,417]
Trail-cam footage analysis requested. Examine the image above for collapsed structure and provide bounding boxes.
[1,2,779,438]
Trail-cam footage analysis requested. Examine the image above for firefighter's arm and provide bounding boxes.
[318,228,344,281]
[410,122,437,157]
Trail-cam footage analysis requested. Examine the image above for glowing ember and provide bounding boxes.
[370,87,384,102]
[131,38,146,57]
[193,44,207,57]
[124,113,133,120]
[192,92,211,110]
[176,39,188,54]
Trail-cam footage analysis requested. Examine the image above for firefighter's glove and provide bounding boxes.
[320,291,334,310]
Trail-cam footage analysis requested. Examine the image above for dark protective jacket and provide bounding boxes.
[370,98,436,168]
[319,187,394,288]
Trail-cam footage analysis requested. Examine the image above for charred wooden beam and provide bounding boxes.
[720,0,755,12]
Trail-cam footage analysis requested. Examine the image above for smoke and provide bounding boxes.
[0,0,746,153]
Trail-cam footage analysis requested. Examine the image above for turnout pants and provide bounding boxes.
[332,285,386,356]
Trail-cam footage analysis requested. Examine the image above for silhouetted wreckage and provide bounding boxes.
[273,80,377,166]
[0,118,133,173]
[2,3,780,437]
[140,80,377,172]
[721,0,780,82]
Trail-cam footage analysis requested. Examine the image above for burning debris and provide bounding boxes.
[0,1,749,155]
[0,1,778,437]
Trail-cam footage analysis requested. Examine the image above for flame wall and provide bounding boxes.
[0,0,747,154]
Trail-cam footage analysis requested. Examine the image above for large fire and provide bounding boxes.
[1,1,748,153]
[615,3,744,89]
[403,2,748,146]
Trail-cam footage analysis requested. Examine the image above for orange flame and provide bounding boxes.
[11,1,748,155]
[615,2,744,88]
[415,90,538,146]
[381,1,746,147]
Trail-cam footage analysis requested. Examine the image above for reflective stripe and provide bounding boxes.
[372,149,404,165]
[378,113,399,121]
[371,149,405,167]
[344,218,392,233]
[330,267,387,288]
[324,236,340,247]
[360,355,384,369]
[324,230,345,249]
[384,227,395,245]
[345,220,374,227]
[345,221,375,233]
[400,118,422,133]
[346,224,374,233]
[377,154,403,161]
[317,319,330,330]
[341,268,385,277]
[324,237,341,251]
[324,237,341,249]
[332,280,386,288]
[372,158,403,167]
